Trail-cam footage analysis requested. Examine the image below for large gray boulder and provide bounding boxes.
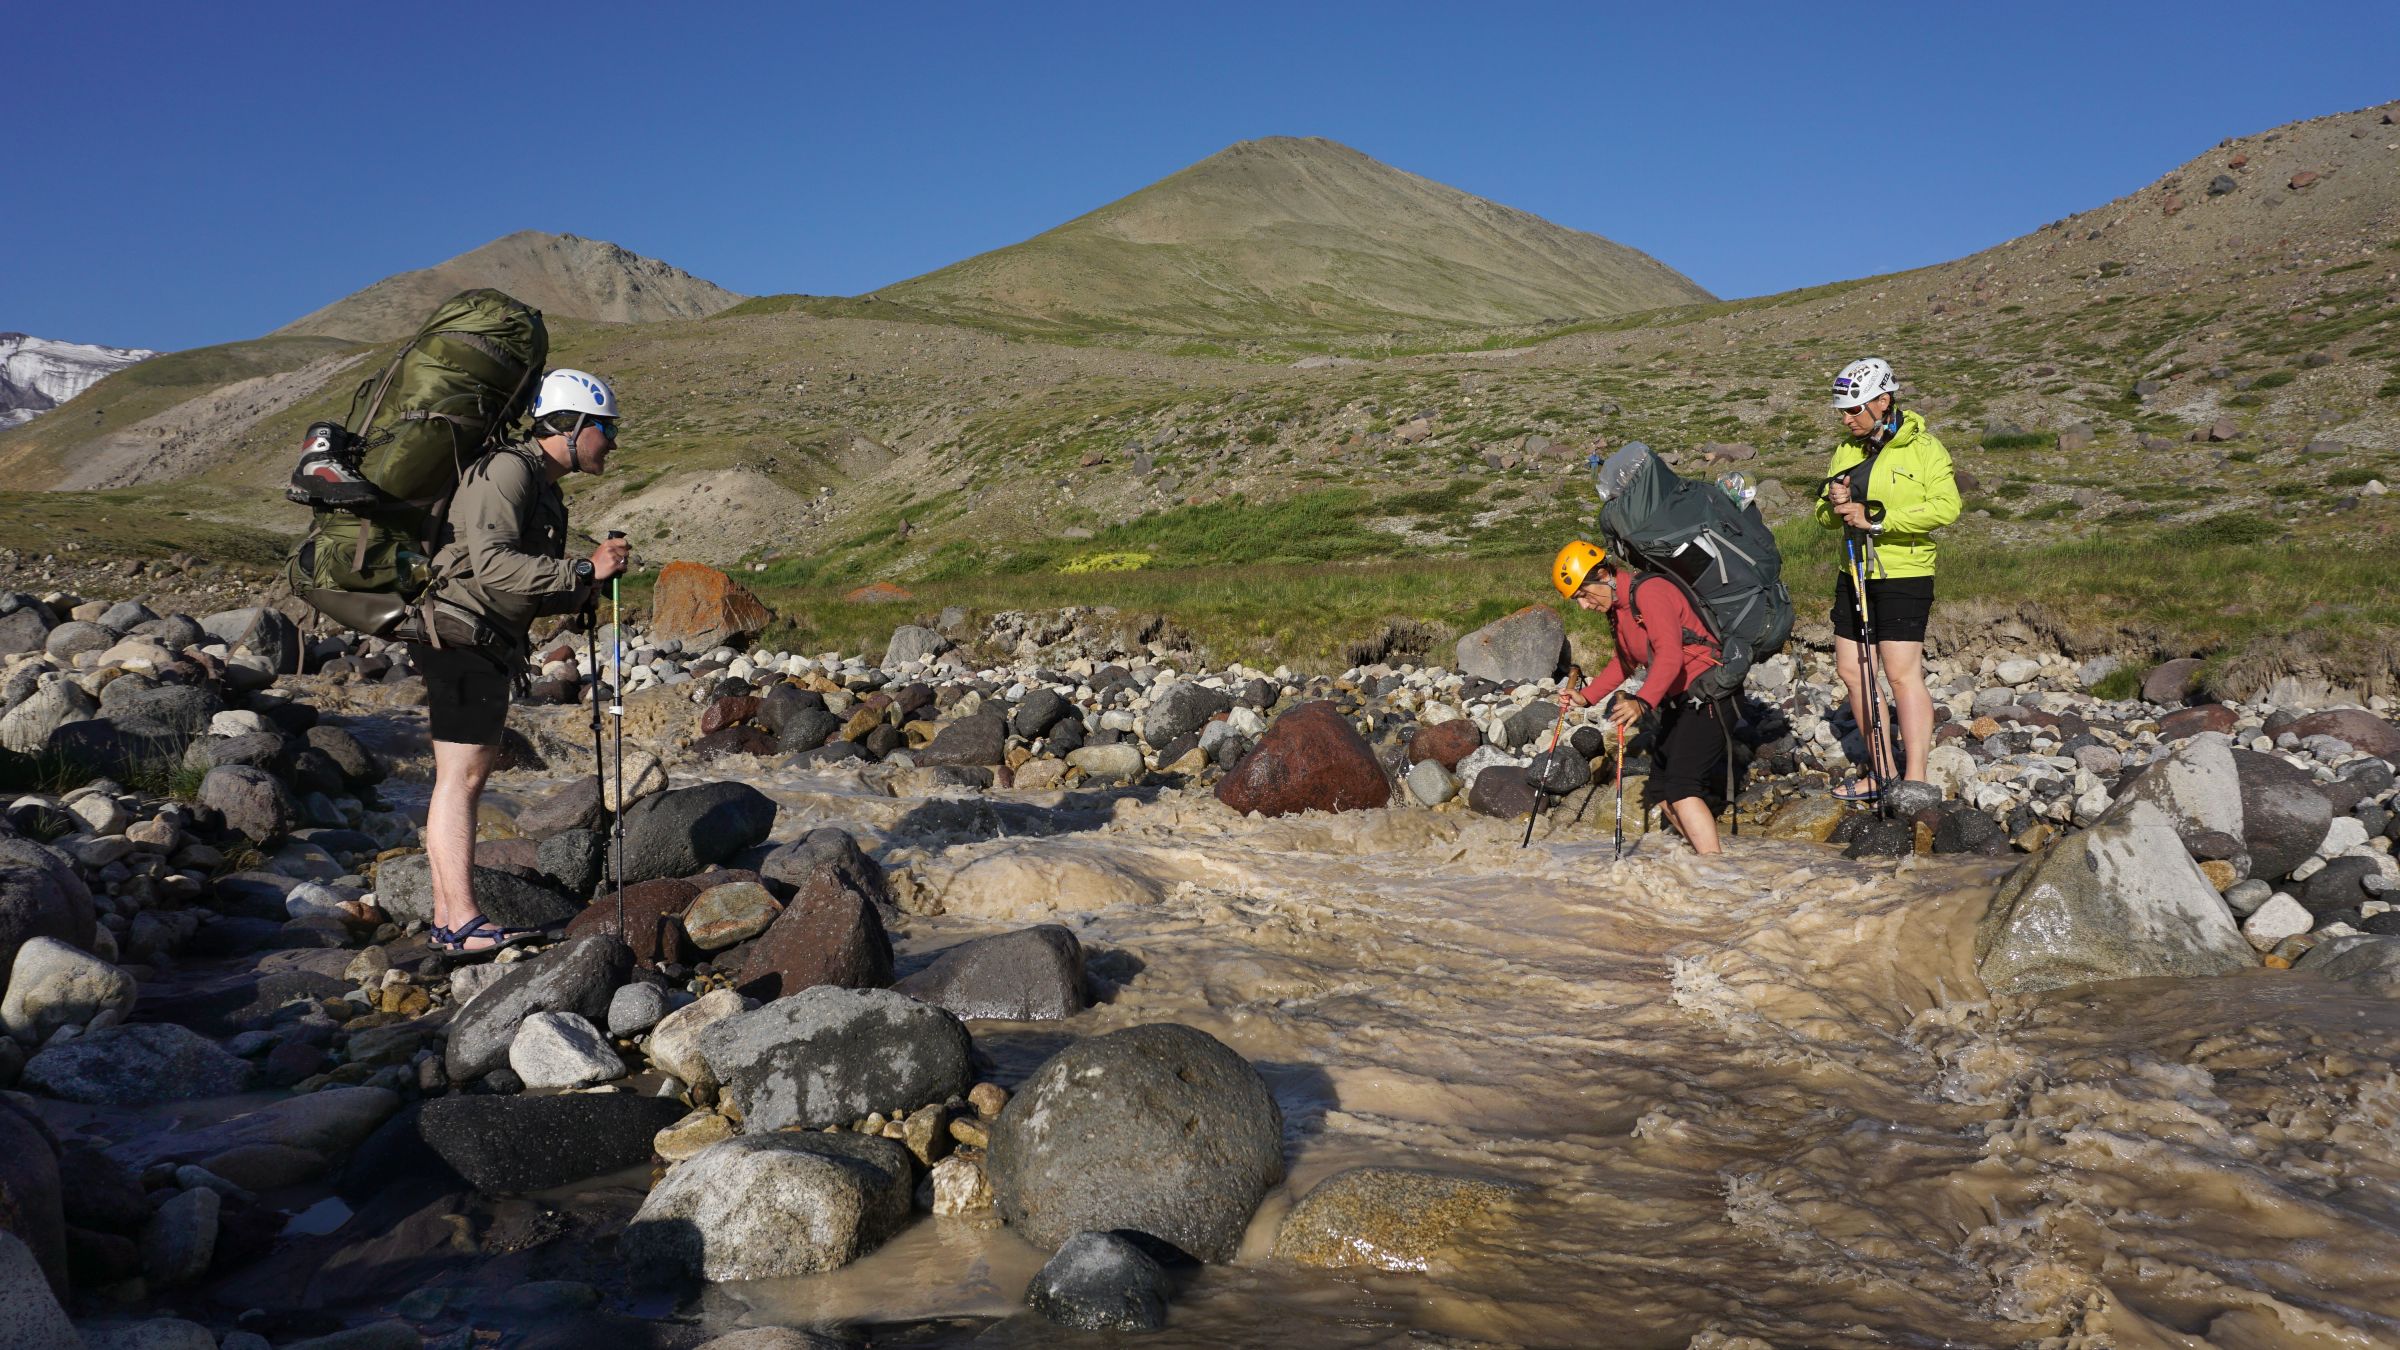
[1976,800,2256,995]
[0,839,96,979]
[0,606,55,660]
[0,1231,80,1350]
[22,1023,255,1105]
[895,925,1087,1021]
[442,932,631,1083]
[96,683,222,739]
[42,622,115,663]
[882,625,949,669]
[989,1022,1284,1261]
[698,986,971,1132]
[0,680,96,756]
[1142,682,1233,749]
[612,781,776,887]
[2108,734,2242,844]
[199,607,300,675]
[2230,749,2335,880]
[620,1132,914,1281]
[1454,606,1566,686]
[2,937,134,1045]
[2294,936,2400,997]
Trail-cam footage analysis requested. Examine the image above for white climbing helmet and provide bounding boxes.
[1831,357,1898,410]
[532,368,618,421]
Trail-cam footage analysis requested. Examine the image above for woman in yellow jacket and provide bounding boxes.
[1815,357,1960,800]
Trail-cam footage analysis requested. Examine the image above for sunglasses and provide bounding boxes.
[589,418,619,440]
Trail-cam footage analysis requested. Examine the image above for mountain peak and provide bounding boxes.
[879,139,1709,333]
[274,230,744,342]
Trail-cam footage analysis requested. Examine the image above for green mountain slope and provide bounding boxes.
[875,136,1713,333]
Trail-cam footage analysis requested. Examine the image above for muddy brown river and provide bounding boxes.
[632,771,2400,1349]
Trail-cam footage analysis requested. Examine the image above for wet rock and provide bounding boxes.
[2294,935,2400,996]
[682,880,779,950]
[1273,1166,1522,1271]
[895,925,1087,1021]
[990,1022,1283,1261]
[1843,815,1916,859]
[693,1331,850,1350]
[1932,808,2008,855]
[563,877,699,968]
[1466,765,1538,819]
[1025,1229,1173,1332]
[1215,701,1389,817]
[2,937,134,1045]
[612,781,776,887]
[1976,800,2256,995]
[141,1184,218,1286]
[776,707,844,755]
[516,776,606,841]
[740,829,894,1000]
[1407,718,1481,769]
[418,1093,688,1194]
[622,1131,914,1281]
[1455,606,1566,686]
[509,1011,626,1089]
[443,932,632,1083]
[932,1152,993,1216]
[1525,747,1591,796]
[23,1023,254,1104]
[689,725,777,762]
[0,1230,78,1350]
[649,562,772,651]
[700,986,972,1132]
[1143,682,1233,749]
[643,988,753,1092]
[2230,749,2334,880]
[198,765,296,843]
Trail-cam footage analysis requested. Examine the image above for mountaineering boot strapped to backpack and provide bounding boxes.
[283,289,548,638]
[1591,441,1794,703]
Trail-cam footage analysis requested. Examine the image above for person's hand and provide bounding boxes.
[1607,695,1645,735]
[1835,501,1871,529]
[1827,479,1851,507]
[590,536,630,581]
[1561,687,1590,710]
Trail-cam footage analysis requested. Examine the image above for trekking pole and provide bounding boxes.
[1611,730,1627,862]
[1520,668,1579,849]
[583,588,605,866]
[1844,536,1892,819]
[606,531,628,936]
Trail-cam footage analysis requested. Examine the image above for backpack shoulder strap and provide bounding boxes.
[1629,571,1722,653]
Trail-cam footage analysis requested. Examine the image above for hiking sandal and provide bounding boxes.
[1831,778,1883,802]
[431,916,544,956]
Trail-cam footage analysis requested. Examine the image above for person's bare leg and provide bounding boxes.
[1666,797,1722,855]
[428,739,502,947]
[1877,640,1932,783]
[1833,635,1878,793]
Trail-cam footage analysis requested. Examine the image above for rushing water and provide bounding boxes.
[654,772,2400,1349]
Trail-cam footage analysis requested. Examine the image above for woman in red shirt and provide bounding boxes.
[1553,542,1727,855]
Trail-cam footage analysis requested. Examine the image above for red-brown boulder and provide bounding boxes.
[565,877,699,967]
[649,562,773,651]
[699,695,761,735]
[1215,701,1390,818]
[2157,705,2238,741]
[731,829,894,1000]
[2287,708,2400,760]
[1407,718,1481,769]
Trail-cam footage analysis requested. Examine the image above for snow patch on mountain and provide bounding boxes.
[0,333,157,429]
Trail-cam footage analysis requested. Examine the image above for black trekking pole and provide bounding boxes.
[1845,534,1893,819]
[605,531,628,937]
[1521,668,1578,849]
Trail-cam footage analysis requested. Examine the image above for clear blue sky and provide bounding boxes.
[7,2,2395,352]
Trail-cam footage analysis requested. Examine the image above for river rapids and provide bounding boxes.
[672,771,2400,1349]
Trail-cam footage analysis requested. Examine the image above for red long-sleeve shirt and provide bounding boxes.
[1578,572,1718,709]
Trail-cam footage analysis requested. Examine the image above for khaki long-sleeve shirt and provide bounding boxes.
[427,441,590,650]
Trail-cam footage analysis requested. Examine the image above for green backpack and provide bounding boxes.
[284,289,548,637]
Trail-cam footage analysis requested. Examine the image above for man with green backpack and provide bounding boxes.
[414,368,629,952]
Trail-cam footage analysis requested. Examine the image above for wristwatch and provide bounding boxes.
[573,559,595,580]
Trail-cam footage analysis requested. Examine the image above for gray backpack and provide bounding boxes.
[1593,442,1793,702]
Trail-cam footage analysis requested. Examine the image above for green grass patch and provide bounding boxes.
[2249,370,2296,390]
[1983,431,2055,451]
[2090,665,2142,700]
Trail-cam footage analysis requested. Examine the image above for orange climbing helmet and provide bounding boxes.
[1552,540,1606,600]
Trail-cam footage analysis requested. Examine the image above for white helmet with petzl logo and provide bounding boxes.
[1831,357,1898,410]
[532,368,618,421]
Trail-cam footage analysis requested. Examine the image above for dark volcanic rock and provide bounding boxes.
[894,925,1086,1021]
[613,781,776,887]
[699,986,972,1132]
[1525,747,1591,796]
[1010,688,1073,740]
[538,828,607,899]
[418,1093,688,1194]
[2302,857,2379,914]
[1932,808,2008,855]
[739,829,894,1000]
[916,711,1007,768]
[1214,701,1390,817]
[775,707,844,754]
[516,776,607,841]
[990,1022,1283,1262]
[1466,765,1537,819]
[1842,815,1916,859]
[1025,1230,1173,1332]
[1142,683,1233,749]
[198,765,296,843]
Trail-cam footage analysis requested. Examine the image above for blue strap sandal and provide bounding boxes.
[430,915,545,956]
[1831,778,1883,802]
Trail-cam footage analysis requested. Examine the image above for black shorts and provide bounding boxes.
[1833,574,1935,644]
[1642,697,1730,813]
[414,643,513,746]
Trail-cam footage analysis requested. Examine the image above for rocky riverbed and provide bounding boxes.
[4,576,2400,1348]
